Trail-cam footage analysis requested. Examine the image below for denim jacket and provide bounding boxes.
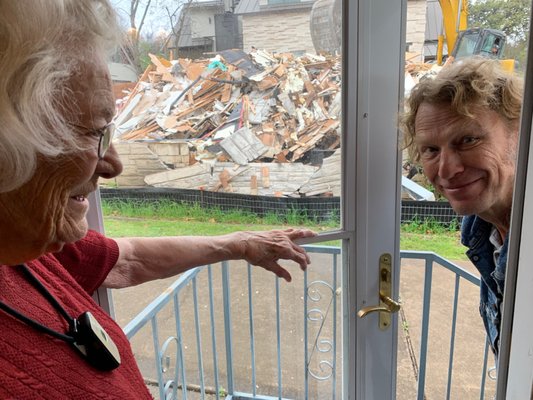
[461,215,508,356]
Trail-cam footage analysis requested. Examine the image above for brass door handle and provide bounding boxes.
[357,292,401,318]
[356,253,400,330]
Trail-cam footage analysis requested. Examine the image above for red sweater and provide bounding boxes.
[0,230,152,399]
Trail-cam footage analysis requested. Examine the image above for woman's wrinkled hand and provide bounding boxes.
[233,229,317,282]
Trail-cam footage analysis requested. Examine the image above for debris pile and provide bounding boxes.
[112,50,435,198]
[404,52,442,95]
[115,50,342,167]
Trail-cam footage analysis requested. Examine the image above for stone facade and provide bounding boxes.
[240,0,428,57]
[146,142,190,167]
[241,10,315,54]
[406,0,428,60]
[113,142,190,187]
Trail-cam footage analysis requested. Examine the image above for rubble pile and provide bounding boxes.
[114,50,342,166]
[404,52,443,94]
[112,50,434,198]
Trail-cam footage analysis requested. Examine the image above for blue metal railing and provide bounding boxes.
[123,248,491,400]
[399,251,491,400]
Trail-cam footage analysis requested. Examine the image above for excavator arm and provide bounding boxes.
[437,0,468,64]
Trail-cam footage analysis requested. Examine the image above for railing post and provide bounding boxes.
[207,266,221,400]
[446,275,461,400]
[480,338,491,400]
[173,293,187,400]
[221,261,234,394]
[275,276,282,398]
[247,264,257,397]
[192,278,205,397]
[304,268,309,400]
[417,255,433,400]
[151,317,165,400]
[332,252,338,400]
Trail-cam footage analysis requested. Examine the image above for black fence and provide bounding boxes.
[100,188,461,228]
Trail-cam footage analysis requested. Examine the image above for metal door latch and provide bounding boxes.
[357,253,401,330]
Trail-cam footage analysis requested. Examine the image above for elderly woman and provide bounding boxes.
[401,58,523,357]
[0,1,315,397]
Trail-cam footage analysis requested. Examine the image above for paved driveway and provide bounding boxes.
[112,256,496,399]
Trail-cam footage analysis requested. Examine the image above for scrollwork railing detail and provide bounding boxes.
[306,280,338,381]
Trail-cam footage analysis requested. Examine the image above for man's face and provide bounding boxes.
[0,58,123,265]
[414,102,517,221]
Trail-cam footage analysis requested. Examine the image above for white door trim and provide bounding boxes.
[499,8,533,396]
[87,188,115,318]
[343,1,407,398]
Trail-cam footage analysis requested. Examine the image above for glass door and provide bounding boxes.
[90,0,407,398]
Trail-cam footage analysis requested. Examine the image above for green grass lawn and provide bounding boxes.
[102,200,467,261]
[400,231,466,260]
[103,216,300,237]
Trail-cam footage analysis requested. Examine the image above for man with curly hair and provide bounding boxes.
[401,57,523,357]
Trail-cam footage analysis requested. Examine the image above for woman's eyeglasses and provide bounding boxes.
[69,122,115,159]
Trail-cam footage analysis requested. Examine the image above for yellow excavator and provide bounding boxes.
[437,0,515,71]
[309,0,514,72]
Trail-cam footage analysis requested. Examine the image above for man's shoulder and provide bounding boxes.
[460,215,478,234]
[460,215,492,247]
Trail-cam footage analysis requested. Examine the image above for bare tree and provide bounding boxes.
[129,0,152,42]
[163,0,196,59]
[120,0,152,70]
[119,0,219,68]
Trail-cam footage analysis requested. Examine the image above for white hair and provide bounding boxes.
[0,0,121,192]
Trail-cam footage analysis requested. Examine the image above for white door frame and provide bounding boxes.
[344,1,406,398]
[498,5,533,396]
[87,188,115,318]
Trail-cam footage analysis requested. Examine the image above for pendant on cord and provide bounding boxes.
[70,311,121,371]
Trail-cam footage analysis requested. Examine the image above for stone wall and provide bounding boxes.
[113,142,190,188]
[241,10,315,54]
[240,0,427,57]
[146,142,190,167]
[406,0,428,60]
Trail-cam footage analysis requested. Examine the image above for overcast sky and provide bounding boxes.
[109,0,129,26]
[109,0,180,35]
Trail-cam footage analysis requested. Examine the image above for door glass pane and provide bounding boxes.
[106,0,341,233]
[107,1,344,399]
[399,0,531,398]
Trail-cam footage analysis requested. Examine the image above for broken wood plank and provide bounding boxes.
[273,64,286,77]
[121,121,159,140]
[219,126,268,165]
[262,167,270,188]
[255,75,279,91]
[250,175,258,195]
[148,53,174,81]
[119,64,152,113]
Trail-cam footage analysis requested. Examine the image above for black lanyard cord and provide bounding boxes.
[19,264,74,323]
[0,264,122,371]
[0,264,76,343]
[0,300,74,342]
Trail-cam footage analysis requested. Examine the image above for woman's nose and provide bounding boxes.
[95,143,123,179]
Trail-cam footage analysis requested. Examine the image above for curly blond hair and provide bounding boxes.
[400,57,523,163]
